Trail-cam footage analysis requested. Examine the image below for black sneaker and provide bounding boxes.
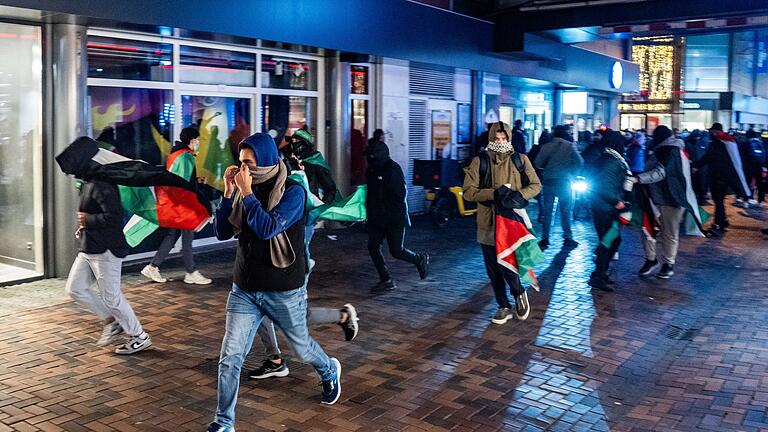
[339,304,359,341]
[514,291,530,321]
[563,238,579,248]
[656,264,674,279]
[491,307,514,325]
[761,228,768,236]
[371,279,396,292]
[638,259,659,276]
[321,358,342,405]
[416,253,430,279]
[538,238,550,250]
[207,422,234,432]
[249,358,289,379]
[588,273,614,292]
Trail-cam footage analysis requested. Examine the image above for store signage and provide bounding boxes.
[610,61,623,89]
[431,110,452,150]
[681,102,701,109]
[618,102,672,112]
[525,93,545,103]
[562,92,588,114]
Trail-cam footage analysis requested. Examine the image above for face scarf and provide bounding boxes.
[486,140,514,154]
[228,160,296,268]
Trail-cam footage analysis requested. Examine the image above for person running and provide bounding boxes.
[142,127,212,285]
[365,139,430,292]
[534,125,583,250]
[65,180,152,355]
[463,121,541,324]
[208,133,342,432]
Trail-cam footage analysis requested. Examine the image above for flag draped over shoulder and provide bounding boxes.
[56,137,212,247]
[495,208,544,290]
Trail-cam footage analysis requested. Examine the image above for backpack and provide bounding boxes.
[748,138,766,165]
[478,150,530,207]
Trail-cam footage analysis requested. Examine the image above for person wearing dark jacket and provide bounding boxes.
[534,125,583,249]
[528,130,549,222]
[512,119,528,154]
[632,126,689,279]
[587,145,630,291]
[142,127,212,285]
[209,133,342,432]
[692,123,751,234]
[365,140,429,292]
[65,180,152,355]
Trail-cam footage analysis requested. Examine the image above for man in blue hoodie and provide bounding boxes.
[207,133,341,432]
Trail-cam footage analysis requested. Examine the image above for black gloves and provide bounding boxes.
[494,185,529,210]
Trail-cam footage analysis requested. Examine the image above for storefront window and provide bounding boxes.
[87,36,173,82]
[88,87,173,165]
[261,55,317,90]
[261,95,317,144]
[350,99,368,186]
[351,65,369,95]
[684,34,728,92]
[179,46,256,87]
[180,95,251,191]
[681,110,713,131]
[0,23,43,284]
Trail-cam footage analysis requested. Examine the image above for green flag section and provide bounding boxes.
[301,152,331,170]
[288,170,367,225]
[600,220,621,249]
[308,185,367,225]
[124,215,160,247]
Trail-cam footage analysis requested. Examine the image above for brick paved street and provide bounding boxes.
[2,201,768,431]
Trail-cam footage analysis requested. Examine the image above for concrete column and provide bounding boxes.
[326,52,351,195]
[49,24,87,277]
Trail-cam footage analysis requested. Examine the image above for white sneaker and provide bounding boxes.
[184,271,212,285]
[141,265,167,283]
[115,332,152,355]
[96,321,123,346]
[612,252,619,261]
[748,199,759,207]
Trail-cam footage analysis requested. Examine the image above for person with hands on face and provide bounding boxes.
[208,133,342,432]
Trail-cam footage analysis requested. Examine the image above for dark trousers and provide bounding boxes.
[710,181,729,227]
[368,223,419,281]
[591,208,621,277]
[745,163,767,202]
[150,229,195,273]
[540,179,573,240]
[481,244,523,309]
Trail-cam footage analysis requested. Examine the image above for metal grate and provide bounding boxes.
[407,99,428,214]
[664,325,699,341]
[409,62,455,98]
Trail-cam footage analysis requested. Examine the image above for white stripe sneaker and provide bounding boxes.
[115,332,152,355]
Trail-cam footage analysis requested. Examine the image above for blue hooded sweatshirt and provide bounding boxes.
[214,133,306,240]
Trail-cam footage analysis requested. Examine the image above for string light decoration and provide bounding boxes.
[631,36,675,101]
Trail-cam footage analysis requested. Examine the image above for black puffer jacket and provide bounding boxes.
[636,136,688,208]
[365,141,409,227]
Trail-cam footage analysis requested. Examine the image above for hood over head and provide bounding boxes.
[239,133,280,167]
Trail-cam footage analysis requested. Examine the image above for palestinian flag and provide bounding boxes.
[56,137,212,246]
[288,171,367,225]
[495,208,545,290]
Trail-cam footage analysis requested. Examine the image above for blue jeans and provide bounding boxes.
[305,223,316,262]
[214,284,335,427]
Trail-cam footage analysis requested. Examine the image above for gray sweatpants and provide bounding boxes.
[642,206,685,265]
[65,251,143,336]
[257,307,341,358]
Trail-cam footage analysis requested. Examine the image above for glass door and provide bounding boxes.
[0,23,43,284]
